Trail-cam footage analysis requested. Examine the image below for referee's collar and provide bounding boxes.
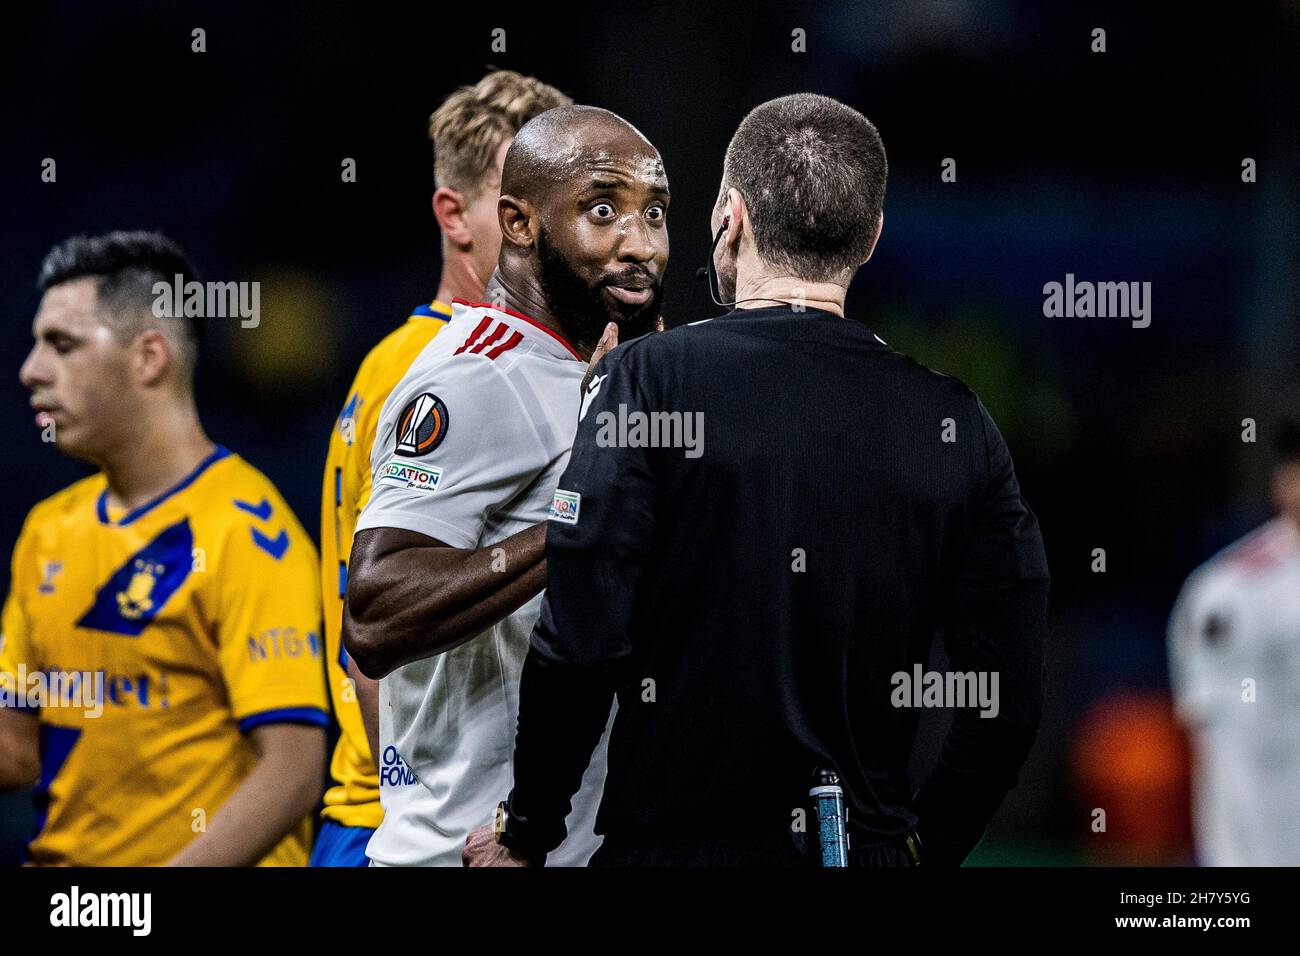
[707,304,888,347]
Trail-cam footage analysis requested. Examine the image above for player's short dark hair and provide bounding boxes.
[719,93,887,282]
[38,230,204,370]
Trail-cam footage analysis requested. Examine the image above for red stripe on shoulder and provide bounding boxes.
[451,298,582,361]
[454,316,493,355]
[470,322,510,355]
[485,330,524,360]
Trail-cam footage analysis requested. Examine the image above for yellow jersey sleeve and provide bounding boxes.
[0,516,38,705]
[318,306,448,828]
[214,495,329,733]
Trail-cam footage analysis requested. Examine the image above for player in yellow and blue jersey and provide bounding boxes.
[313,70,572,866]
[0,231,328,866]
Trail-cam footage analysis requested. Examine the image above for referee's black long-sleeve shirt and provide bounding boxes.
[506,304,1049,865]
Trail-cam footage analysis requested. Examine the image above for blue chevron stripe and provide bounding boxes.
[233,497,273,521]
[251,526,289,560]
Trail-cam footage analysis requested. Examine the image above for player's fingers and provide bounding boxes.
[595,321,619,360]
[580,322,618,394]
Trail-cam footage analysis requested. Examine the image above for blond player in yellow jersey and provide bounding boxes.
[312,70,571,865]
[0,232,328,865]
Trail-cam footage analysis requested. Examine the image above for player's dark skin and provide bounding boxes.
[344,108,669,679]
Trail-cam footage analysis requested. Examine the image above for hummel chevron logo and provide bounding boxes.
[250,527,290,560]
[233,498,273,521]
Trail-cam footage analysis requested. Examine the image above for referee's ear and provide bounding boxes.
[722,188,747,256]
[862,211,884,265]
[498,193,537,250]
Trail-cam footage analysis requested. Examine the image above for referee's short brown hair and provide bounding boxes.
[719,93,887,282]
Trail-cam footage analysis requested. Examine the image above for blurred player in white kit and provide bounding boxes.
[1168,413,1300,865]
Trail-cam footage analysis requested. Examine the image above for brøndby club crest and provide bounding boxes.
[116,558,163,620]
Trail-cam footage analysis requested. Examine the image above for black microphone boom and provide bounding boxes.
[702,216,731,308]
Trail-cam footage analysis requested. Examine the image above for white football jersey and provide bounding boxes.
[1167,516,1300,866]
[356,299,610,867]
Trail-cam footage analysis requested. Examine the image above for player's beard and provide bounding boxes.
[536,226,662,354]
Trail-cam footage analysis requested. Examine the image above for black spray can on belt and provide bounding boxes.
[810,768,850,867]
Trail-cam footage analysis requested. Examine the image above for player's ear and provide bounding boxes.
[862,211,884,264]
[497,193,535,250]
[433,187,472,248]
[133,329,174,388]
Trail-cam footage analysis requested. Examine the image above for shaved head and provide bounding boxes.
[494,105,670,353]
[502,105,660,203]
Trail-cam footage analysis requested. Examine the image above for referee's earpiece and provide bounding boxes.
[698,215,733,308]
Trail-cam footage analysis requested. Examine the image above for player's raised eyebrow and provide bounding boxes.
[580,177,628,192]
[578,175,670,199]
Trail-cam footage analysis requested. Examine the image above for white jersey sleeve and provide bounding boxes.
[356,353,551,549]
[1167,567,1244,729]
[1167,519,1300,865]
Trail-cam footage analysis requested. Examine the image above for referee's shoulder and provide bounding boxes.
[600,319,701,371]
[882,345,979,400]
[606,319,983,406]
[795,316,978,411]
[609,312,740,354]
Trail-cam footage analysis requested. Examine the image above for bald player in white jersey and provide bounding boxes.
[1167,418,1300,866]
[358,300,605,866]
[342,105,669,866]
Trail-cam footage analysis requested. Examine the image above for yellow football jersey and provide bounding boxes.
[0,446,328,866]
[319,299,450,829]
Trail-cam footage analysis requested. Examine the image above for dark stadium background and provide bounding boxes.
[0,0,1296,865]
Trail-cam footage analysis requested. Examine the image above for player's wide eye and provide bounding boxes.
[645,205,665,222]
[591,202,615,220]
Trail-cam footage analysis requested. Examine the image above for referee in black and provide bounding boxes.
[464,93,1049,867]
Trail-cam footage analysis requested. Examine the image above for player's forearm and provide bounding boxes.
[0,751,39,790]
[406,552,546,660]
[345,523,547,678]
[0,710,40,791]
[348,657,382,769]
[350,555,546,677]
[167,725,325,866]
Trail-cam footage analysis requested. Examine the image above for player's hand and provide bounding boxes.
[462,823,532,867]
[580,322,618,396]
